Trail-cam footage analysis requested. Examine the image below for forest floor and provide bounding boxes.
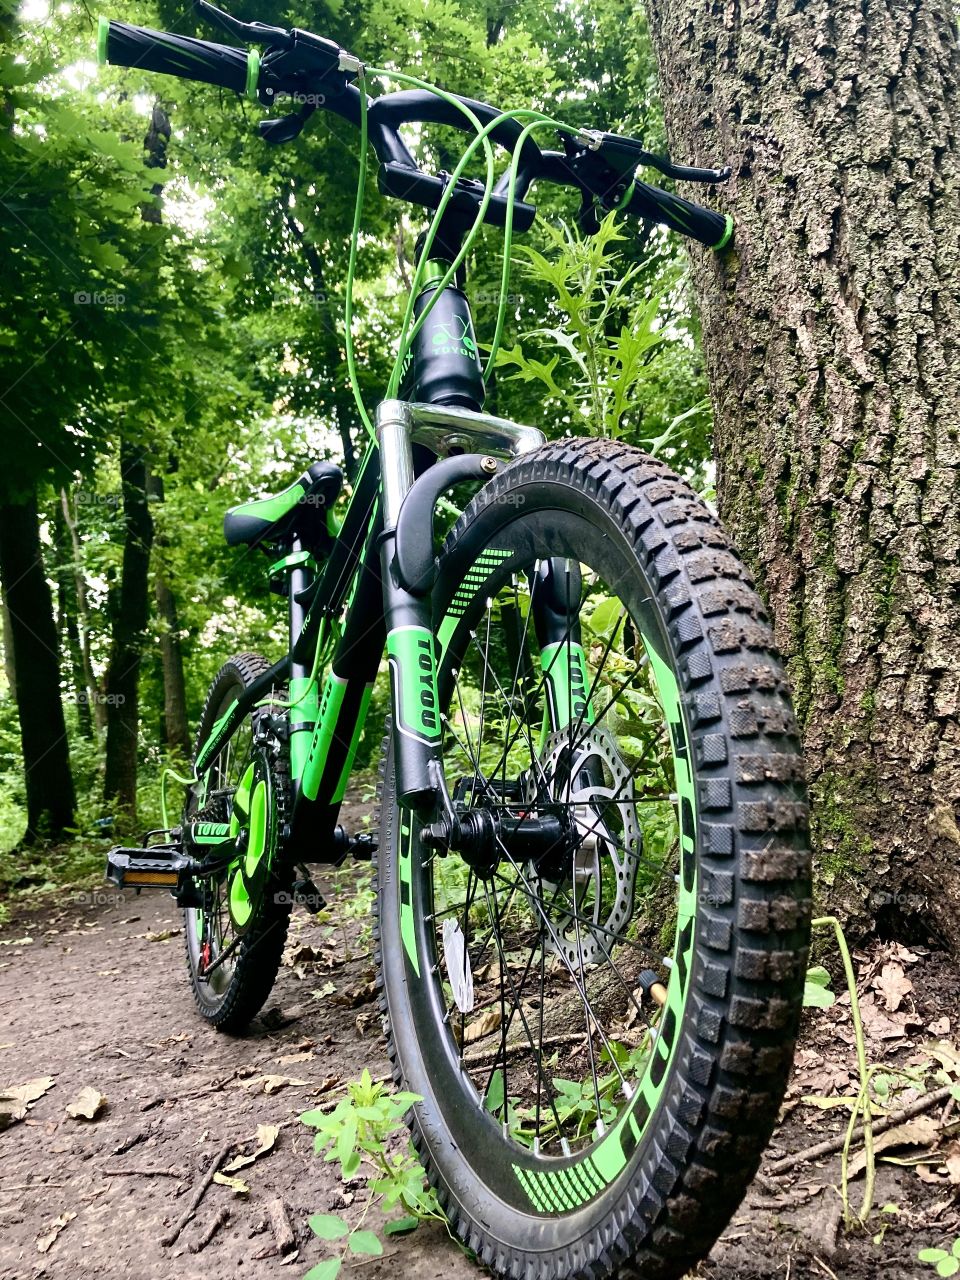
[1,800,959,1280]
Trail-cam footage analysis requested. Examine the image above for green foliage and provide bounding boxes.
[0,0,713,864]
[490,214,710,482]
[300,1069,445,1276]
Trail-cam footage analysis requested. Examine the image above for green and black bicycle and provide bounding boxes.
[102,5,811,1277]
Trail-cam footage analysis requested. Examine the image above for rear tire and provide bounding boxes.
[183,652,292,1034]
[375,439,811,1280]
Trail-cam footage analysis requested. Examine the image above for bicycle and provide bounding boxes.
[101,6,811,1277]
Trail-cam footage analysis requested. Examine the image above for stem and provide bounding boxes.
[811,915,874,1224]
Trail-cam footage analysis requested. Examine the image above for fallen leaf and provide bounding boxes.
[223,1124,280,1173]
[873,963,913,1013]
[0,1076,55,1105]
[66,1087,108,1121]
[929,1017,952,1036]
[256,1075,307,1095]
[334,981,376,1008]
[890,942,921,964]
[847,1115,940,1178]
[278,1051,313,1066]
[36,1212,76,1253]
[286,944,325,965]
[464,1008,502,1045]
[857,994,913,1041]
[944,1141,960,1185]
[213,1171,249,1194]
[0,1076,55,1128]
[144,929,181,942]
[916,1163,949,1185]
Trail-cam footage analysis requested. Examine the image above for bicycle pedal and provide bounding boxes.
[292,877,326,912]
[105,845,192,890]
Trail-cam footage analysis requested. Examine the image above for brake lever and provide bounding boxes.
[573,129,730,185]
[193,0,293,49]
[258,104,317,145]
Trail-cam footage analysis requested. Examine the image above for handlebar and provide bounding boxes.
[96,7,734,251]
[98,18,255,97]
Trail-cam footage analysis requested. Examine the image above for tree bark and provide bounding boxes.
[52,500,92,739]
[59,488,106,734]
[1,588,16,702]
[644,0,960,950]
[146,471,190,758]
[103,446,154,816]
[0,493,76,842]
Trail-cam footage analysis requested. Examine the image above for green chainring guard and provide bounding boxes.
[226,759,273,932]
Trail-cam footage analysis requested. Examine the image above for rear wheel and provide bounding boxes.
[183,652,292,1033]
[376,439,811,1280]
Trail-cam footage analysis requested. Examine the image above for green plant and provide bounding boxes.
[300,1070,446,1279]
[810,916,874,1225]
[919,1238,960,1277]
[803,964,836,1008]
[492,214,710,468]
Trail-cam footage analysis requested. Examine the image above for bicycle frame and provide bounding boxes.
[192,396,544,859]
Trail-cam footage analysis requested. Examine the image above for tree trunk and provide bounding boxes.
[103,446,154,816]
[1,588,16,702]
[644,0,960,950]
[52,500,92,739]
[59,488,106,734]
[0,493,76,842]
[146,471,191,758]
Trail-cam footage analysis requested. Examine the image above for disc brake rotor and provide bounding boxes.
[526,727,641,968]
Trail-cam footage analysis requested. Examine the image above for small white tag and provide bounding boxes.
[442,919,474,1014]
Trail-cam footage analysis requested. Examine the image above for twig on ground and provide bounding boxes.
[141,1072,243,1111]
[462,1031,585,1069]
[112,1130,150,1155]
[812,1257,840,1280]
[102,1166,187,1179]
[766,1083,954,1177]
[160,1141,233,1247]
[266,1197,296,1255]
[188,1206,230,1253]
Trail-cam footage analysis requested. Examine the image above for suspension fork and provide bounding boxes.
[378,402,443,813]
[530,558,595,735]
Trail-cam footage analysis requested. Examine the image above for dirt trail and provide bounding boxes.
[0,848,955,1280]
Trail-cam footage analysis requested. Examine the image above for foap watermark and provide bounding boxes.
[73,289,126,307]
[70,691,126,707]
[268,90,328,107]
[74,489,120,508]
[474,290,525,307]
[274,889,325,910]
[72,889,127,907]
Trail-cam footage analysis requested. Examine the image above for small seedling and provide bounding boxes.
[301,1069,445,1279]
[919,1238,960,1277]
[803,964,836,1008]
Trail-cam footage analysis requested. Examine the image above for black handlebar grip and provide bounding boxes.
[97,17,258,98]
[626,177,733,251]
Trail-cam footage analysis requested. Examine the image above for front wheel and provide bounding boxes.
[376,439,811,1280]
